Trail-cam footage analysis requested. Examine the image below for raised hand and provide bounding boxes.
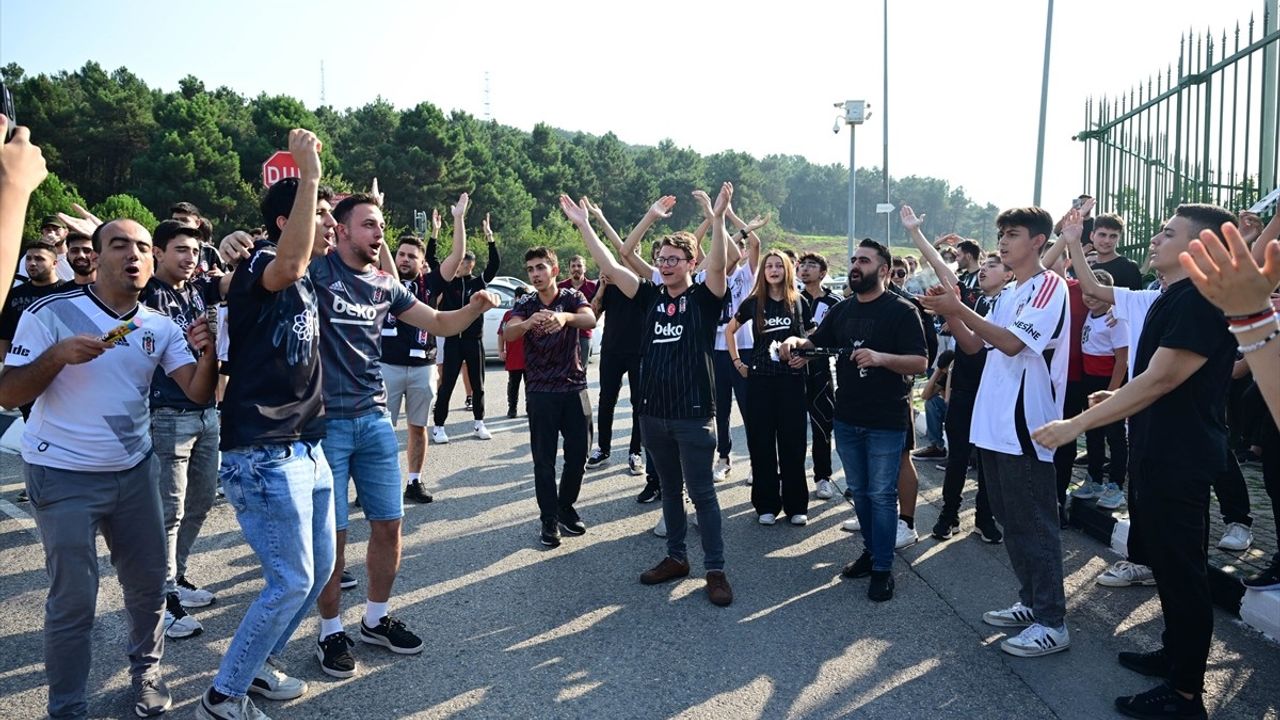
[691,190,713,220]
[1059,205,1088,244]
[1238,211,1264,244]
[899,204,925,232]
[219,230,255,265]
[559,194,589,226]
[57,203,103,236]
[648,195,676,219]
[483,212,494,241]
[371,177,385,206]
[0,115,47,195]
[287,129,323,179]
[744,213,771,233]
[1179,222,1280,316]
[712,182,734,217]
[585,198,605,220]
[451,192,469,221]
[431,208,442,237]
[937,233,964,247]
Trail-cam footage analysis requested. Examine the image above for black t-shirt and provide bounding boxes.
[140,276,222,410]
[636,279,723,419]
[949,292,996,394]
[511,288,590,392]
[888,284,937,367]
[802,288,841,377]
[1092,255,1144,291]
[733,295,812,376]
[220,240,325,451]
[957,270,982,309]
[599,283,646,356]
[1127,279,1236,472]
[381,271,437,367]
[434,243,499,340]
[0,279,67,341]
[809,290,928,431]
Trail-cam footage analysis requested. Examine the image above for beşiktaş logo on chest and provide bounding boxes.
[762,315,793,333]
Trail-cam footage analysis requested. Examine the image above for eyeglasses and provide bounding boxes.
[655,256,688,267]
[798,261,822,269]
[892,270,908,278]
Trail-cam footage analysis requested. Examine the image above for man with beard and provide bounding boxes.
[35,215,75,282]
[0,218,216,719]
[558,254,597,368]
[781,239,928,603]
[140,220,227,642]
[381,234,438,504]
[65,232,97,285]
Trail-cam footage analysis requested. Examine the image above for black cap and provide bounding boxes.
[40,215,65,230]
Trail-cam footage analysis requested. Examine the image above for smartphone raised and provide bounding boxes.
[0,80,15,142]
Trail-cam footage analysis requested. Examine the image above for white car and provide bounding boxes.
[481,277,603,361]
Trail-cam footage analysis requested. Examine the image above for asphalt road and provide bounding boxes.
[0,363,1276,720]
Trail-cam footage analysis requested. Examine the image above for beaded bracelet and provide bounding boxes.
[1227,310,1278,334]
[1226,307,1276,323]
[1238,325,1280,354]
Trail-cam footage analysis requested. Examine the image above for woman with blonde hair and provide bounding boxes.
[725,249,813,525]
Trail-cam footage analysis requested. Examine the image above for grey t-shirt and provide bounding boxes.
[310,253,415,419]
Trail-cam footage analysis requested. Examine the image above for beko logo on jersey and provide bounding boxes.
[652,321,684,343]
[1013,320,1041,341]
[332,296,377,321]
[762,316,792,332]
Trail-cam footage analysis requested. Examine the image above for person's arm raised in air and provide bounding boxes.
[425,209,442,271]
[438,194,469,282]
[261,130,323,292]
[617,196,674,278]
[561,194,640,299]
[1061,204,1114,304]
[899,204,959,289]
[0,115,48,308]
[1041,199,1095,272]
[481,213,500,282]
[1180,222,1280,429]
[726,206,768,273]
[703,182,732,298]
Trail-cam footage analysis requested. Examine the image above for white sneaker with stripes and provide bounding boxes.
[1000,623,1070,657]
[982,601,1037,628]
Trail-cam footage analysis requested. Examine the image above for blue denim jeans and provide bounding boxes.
[214,441,335,698]
[151,406,220,593]
[834,421,905,571]
[924,394,947,450]
[323,411,404,531]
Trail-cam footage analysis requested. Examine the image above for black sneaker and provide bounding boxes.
[1114,683,1207,719]
[636,481,662,504]
[868,570,894,602]
[316,631,358,679]
[340,570,357,590]
[359,614,424,654]
[540,519,561,547]
[931,514,959,540]
[586,448,609,468]
[507,407,517,419]
[559,510,587,536]
[1242,563,1280,591]
[403,482,434,504]
[973,519,1004,544]
[841,550,873,579]
[1058,504,1070,529]
[465,395,473,411]
[16,488,28,503]
[1118,648,1172,679]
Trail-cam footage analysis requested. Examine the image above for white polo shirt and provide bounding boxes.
[970,270,1071,462]
[6,286,194,472]
[1110,287,1161,380]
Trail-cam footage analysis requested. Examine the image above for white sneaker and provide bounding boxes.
[176,576,216,608]
[474,421,492,440]
[1096,482,1126,509]
[745,472,753,485]
[1000,623,1070,658]
[250,656,307,701]
[431,426,450,444]
[1071,479,1104,499]
[1217,522,1253,551]
[164,608,203,639]
[841,516,861,532]
[1096,560,1156,587]
[196,691,270,720]
[895,519,918,549]
[652,515,667,538]
[758,513,777,526]
[982,601,1037,628]
[713,458,731,482]
[814,479,835,500]
[789,514,808,526]
[628,453,644,476]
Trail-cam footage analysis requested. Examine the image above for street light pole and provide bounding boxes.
[1033,0,1054,206]
[883,0,890,247]
[835,100,870,263]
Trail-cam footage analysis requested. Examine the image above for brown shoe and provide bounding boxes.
[640,556,690,585]
[705,571,734,606]
[910,445,947,459]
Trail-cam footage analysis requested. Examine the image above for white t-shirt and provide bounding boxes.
[970,271,1071,463]
[1110,287,1161,380]
[716,264,755,351]
[216,304,230,362]
[7,286,194,472]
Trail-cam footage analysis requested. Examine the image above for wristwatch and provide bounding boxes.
[739,229,749,240]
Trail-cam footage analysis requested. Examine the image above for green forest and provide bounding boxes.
[5,61,1001,271]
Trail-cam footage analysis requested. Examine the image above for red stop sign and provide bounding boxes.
[262,150,300,188]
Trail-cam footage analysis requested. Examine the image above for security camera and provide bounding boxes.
[833,117,843,134]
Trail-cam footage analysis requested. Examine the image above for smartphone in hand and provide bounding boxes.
[0,80,15,142]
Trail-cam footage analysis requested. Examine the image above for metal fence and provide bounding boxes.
[1075,1,1280,258]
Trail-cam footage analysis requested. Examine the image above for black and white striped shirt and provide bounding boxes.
[636,280,722,420]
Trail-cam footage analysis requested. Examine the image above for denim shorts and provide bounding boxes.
[323,411,404,530]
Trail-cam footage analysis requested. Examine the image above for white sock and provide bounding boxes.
[319,616,343,640]
[363,600,388,628]
[409,473,420,484]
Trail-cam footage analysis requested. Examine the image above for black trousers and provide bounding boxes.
[1212,452,1252,526]
[745,373,809,517]
[1259,413,1279,567]
[1130,458,1213,695]
[1053,379,1088,506]
[1080,373,1128,487]
[435,337,485,426]
[507,370,524,413]
[713,349,749,460]
[527,390,590,523]
[805,367,835,481]
[597,351,642,456]
[939,387,993,524]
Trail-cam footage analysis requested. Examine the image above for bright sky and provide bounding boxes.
[0,0,1270,217]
